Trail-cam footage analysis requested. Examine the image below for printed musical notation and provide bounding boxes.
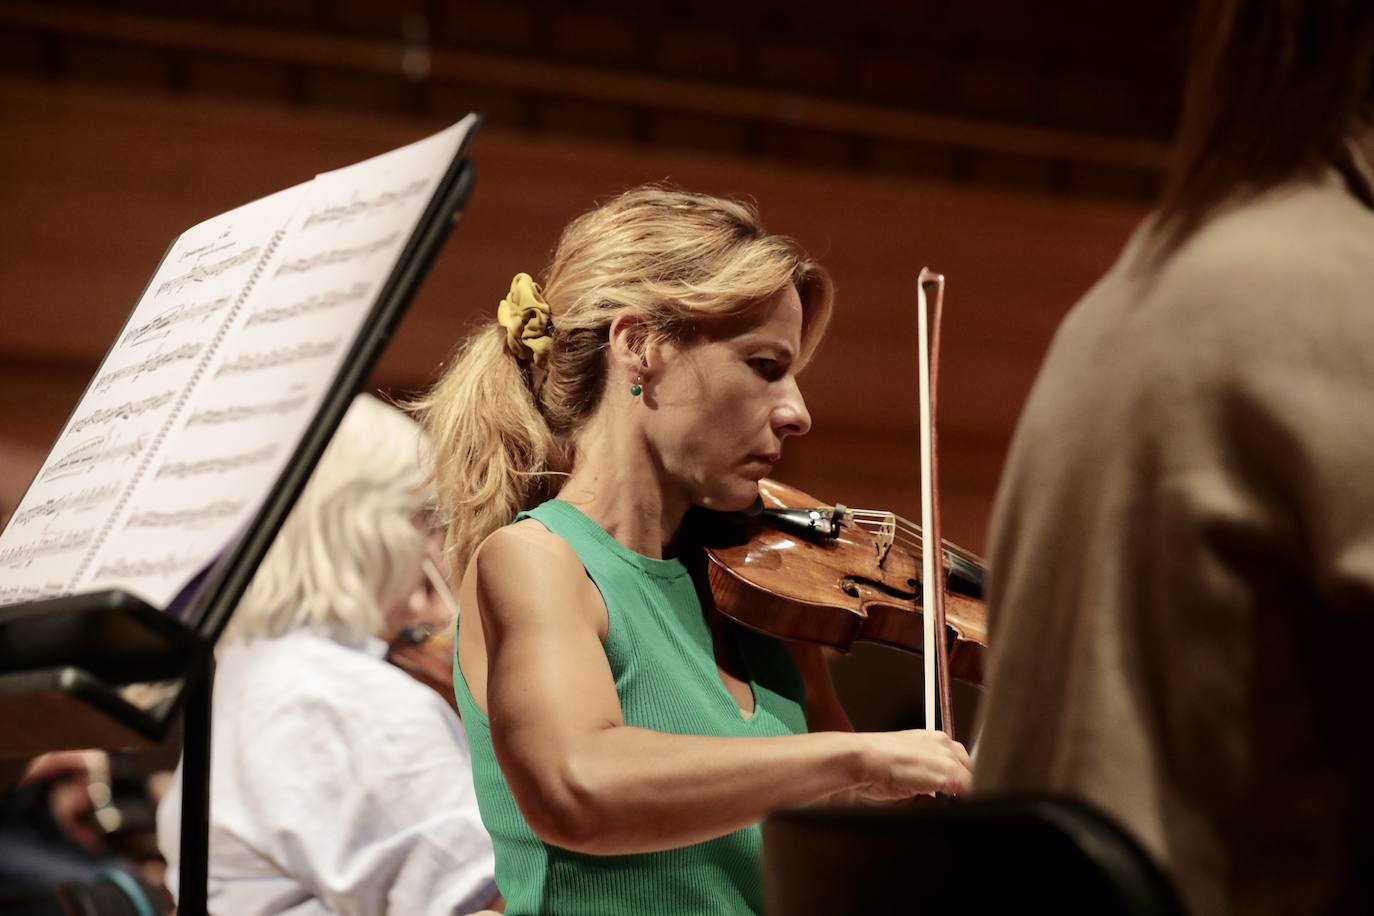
[185,392,309,427]
[156,246,262,297]
[156,444,277,480]
[178,233,234,263]
[93,344,202,393]
[69,390,177,435]
[8,483,121,527]
[245,283,369,327]
[93,552,204,581]
[273,233,400,277]
[0,582,67,605]
[126,499,243,530]
[40,436,146,483]
[215,338,341,377]
[302,180,428,228]
[0,529,93,567]
[122,296,232,348]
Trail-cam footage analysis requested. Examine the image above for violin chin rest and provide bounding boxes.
[742,495,766,517]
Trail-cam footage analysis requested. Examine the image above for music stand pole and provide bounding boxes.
[177,656,213,916]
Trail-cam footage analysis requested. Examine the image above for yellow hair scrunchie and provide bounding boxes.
[496,272,554,367]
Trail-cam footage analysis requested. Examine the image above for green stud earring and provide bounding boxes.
[630,382,643,397]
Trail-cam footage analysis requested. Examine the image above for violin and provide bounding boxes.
[695,478,988,688]
[386,623,459,713]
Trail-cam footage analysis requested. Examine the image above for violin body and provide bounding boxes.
[697,479,988,686]
[386,624,459,713]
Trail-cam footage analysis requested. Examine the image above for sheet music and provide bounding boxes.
[0,185,306,606]
[78,116,477,609]
[0,115,477,610]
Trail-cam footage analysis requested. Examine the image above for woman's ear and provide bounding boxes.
[608,313,652,380]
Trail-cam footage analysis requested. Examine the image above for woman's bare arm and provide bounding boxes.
[466,523,970,856]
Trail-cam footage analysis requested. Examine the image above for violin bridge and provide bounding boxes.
[875,512,895,566]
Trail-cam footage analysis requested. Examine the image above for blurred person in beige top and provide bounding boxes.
[974,2,1374,914]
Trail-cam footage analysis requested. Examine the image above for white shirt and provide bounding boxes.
[158,630,496,915]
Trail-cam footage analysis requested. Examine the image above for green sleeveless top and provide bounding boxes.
[453,499,809,915]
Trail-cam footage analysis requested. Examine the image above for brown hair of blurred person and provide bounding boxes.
[1155,0,1374,257]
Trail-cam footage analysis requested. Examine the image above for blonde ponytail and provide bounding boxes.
[411,325,560,577]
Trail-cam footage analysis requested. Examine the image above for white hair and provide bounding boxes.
[221,393,433,645]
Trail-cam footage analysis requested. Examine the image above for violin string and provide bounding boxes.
[849,516,924,542]
[848,512,927,546]
[856,510,985,564]
[889,513,986,564]
[843,506,986,565]
[850,510,926,536]
[849,517,921,538]
[882,533,929,555]
[847,511,986,565]
[854,514,933,546]
[849,521,928,555]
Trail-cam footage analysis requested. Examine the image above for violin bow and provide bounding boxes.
[916,268,955,740]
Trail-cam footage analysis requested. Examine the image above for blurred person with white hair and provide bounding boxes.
[157,393,499,915]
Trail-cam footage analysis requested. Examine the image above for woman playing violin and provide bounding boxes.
[416,185,972,915]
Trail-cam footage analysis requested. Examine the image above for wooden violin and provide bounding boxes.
[386,622,459,713]
[695,478,988,687]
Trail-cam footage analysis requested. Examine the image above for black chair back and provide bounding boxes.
[763,795,1186,915]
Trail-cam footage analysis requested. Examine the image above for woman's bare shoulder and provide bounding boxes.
[475,518,580,572]
[468,520,598,627]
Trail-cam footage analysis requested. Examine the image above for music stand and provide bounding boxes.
[0,149,477,916]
